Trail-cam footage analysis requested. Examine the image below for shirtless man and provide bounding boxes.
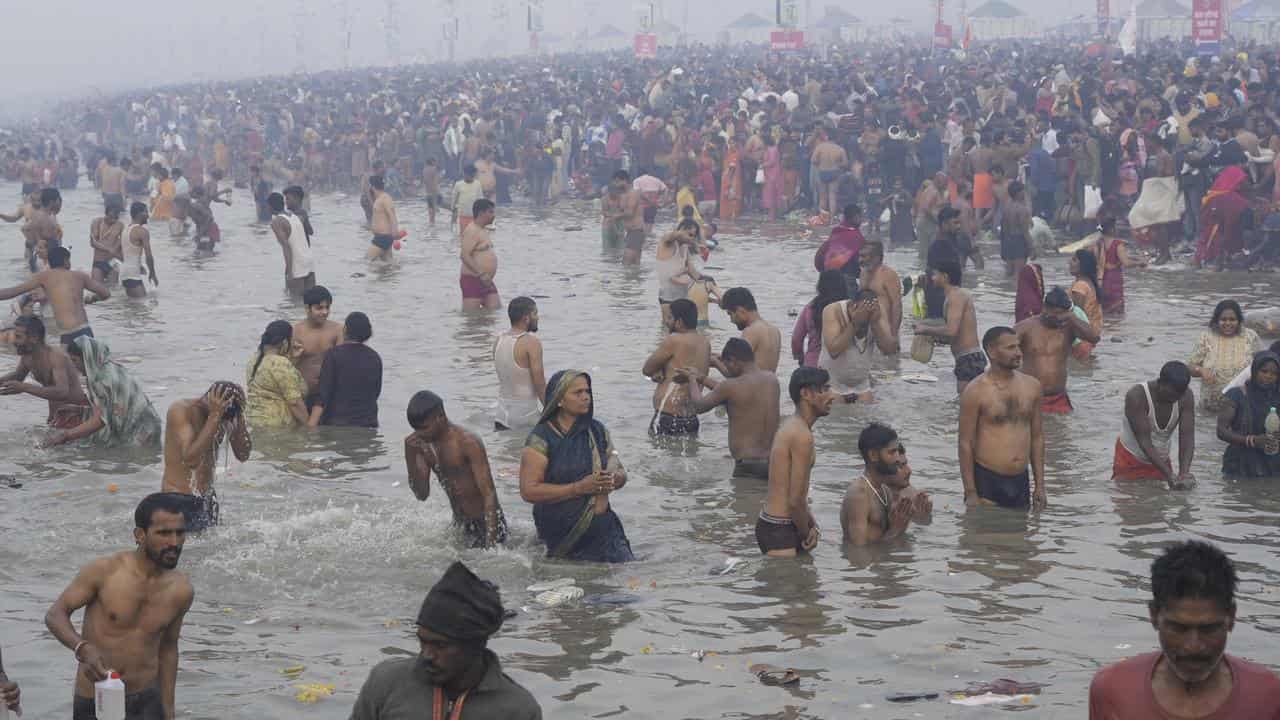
[0,246,110,347]
[161,382,252,531]
[404,391,508,548]
[25,188,63,273]
[121,202,159,298]
[366,174,399,262]
[966,130,996,230]
[17,148,39,196]
[757,367,833,557]
[913,172,947,251]
[494,296,545,431]
[858,240,903,338]
[958,326,1046,511]
[1014,286,1100,414]
[601,171,631,252]
[643,299,711,437]
[187,187,218,252]
[0,316,89,428]
[1000,179,1034,278]
[269,192,316,294]
[842,422,932,546]
[718,287,782,372]
[45,493,194,720]
[811,130,848,216]
[607,170,647,265]
[677,338,780,478]
[100,154,126,212]
[89,203,125,285]
[914,261,984,394]
[460,198,500,309]
[293,286,343,407]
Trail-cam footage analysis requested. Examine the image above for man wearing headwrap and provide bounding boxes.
[349,562,542,720]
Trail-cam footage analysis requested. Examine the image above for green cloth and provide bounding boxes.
[75,336,162,449]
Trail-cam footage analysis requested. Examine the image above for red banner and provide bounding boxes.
[933,21,953,48]
[1191,0,1223,45]
[634,33,657,59]
[1097,0,1110,36]
[769,30,805,50]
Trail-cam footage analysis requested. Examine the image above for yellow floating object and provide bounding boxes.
[294,683,335,704]
[106,483,119,493]
[281,665,307,675]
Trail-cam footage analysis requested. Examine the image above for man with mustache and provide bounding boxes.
[350,562,542,719]
[1088,540,1280,718]
[1014,286,1100,414]
[842,422,932,546]
[45,493,195,720]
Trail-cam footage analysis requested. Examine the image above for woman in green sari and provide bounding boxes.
[519,370,634,562]
[45,336,162,449]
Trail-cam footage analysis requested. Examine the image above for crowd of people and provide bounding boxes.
[1,34,1280,719]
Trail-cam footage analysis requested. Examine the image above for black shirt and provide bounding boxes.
[315,342,382,428]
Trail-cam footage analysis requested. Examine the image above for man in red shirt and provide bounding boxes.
[1089,540,1280,719]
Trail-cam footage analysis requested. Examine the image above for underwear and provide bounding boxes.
[652,411,699,437]
[60,325,94,348]
[21,182,37,195]
[1112,438,1167,481]
[755,511,804,554]
[371,233,394,250]
[819,169,840,185]
[458,509,510,549]
[123,279,144,290]
[973,462,1030,509]
[92,260,114,277]
[733,457,770,479]
[460,274,495,300]
[102,192,124,210]
[1041,392,1073,414]
[624,229,646,252]
[74,685,165,720]
[643,205,658,224]
[459,215,474,233]
[125,179,146,195]
[953,349,988,382]
[173,491,220,532]
[1000,231,1030,261]
[972,172,994,209]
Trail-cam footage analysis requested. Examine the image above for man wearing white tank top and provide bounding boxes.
[268,192,316,295]
[1113,361,1196,489]
[493,297,545,431]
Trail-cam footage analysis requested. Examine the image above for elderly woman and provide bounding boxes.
[1188,300,1263,411]
[519,370,634,563]
[1217,351,1280,478]
[245,320,309,428]
[46,336,162,449]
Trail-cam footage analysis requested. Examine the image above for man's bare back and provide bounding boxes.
[743,320,782,372]
[1015,317,1076,395]
[0,268,107,332]
[644,332,711,414]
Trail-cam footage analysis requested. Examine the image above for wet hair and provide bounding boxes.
[842,203,862,224]
[811,270,849,337]
[134,492,189,530]
[14,315,45,342]
[406,390,445,429]
[267,192,285,213]
[251,320,293,381]
[675,218,700,237]
[789,366,830,405]
[1210,299,1244,329]
[303,285,332,307]
[720,287,757,313]
[472,198,495,217]
[721,337,754,363]
[1150,540,1237,613]
[858,421,899,462]
[508,296,537,325]
[40,188,60,207]
[130,201,147,219]
[982,325,1015,350]
[938,206,961,225]
[1044,286,1072,309]
[1073,248,1101,300]
[369,174,385,191]
[47,246,70,269]
[670,298,697,330]
[344,312,373,342]
[930,260,962,287]
[612,169,630,182]
[1158,361,1191,392]
[283,185,304,199]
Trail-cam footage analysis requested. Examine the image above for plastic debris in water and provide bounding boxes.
[949,693,1036,706]
[535,586,584,606]
[294,683,335,703]
[710,557,748,576]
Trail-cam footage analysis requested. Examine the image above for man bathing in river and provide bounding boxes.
[643,298,711,437]
[0,246,110,348]
[162,382,252,531]
[89,203,124,285]
[1113,361,1196,489]
[914,260,983,395]
[494,296,546,431]
[842,423,932,546]
[757,367,833,557]
[405,391,508,548]
[460,199,501,310]
[718,287,782,373]
[958,326,1047,510]
[0,316,89,428]
[367,174,399,263]
[677,337,780,478]
[1014,287,1100,413]
[292,286,343,407]
[45,493,194,720]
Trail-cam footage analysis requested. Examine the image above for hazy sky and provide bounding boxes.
[5,0,1095,110]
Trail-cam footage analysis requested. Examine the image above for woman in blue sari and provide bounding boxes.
[519,370,634,562]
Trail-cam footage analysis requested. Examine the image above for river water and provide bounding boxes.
[0,178,1277,719]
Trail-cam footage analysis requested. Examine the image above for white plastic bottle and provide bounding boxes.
[95,671,125,720]
[1266,407,1280,456]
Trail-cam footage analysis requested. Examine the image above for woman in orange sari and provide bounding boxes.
[720,138,742,221]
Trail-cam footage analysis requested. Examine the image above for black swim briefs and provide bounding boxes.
[74,685,165,720]
[459,509,510,549]
[755,512,805,554]
[733,458,770,480]
[974,463,1030,509]
[653,412,699,437]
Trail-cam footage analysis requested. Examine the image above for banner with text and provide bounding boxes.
[769,30,805,51]
[1192,0,1222,54]
[634,33,657,59]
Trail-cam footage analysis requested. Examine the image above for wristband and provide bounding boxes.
[74,640,89,661]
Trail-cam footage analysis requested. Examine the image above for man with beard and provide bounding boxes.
[0,316,89,428]
[842,422,932,546]
[349,561,542,719]
[717,287,782,373]
[45,493,195,720]
[756,367,833,557]
[1014,287,1100,414]
[643,299,711,437]
[1089,540,1280,717]
[493,297,545,431]
[676,338,781,479]
[958,326,1047,511]
[858,241,903,340]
